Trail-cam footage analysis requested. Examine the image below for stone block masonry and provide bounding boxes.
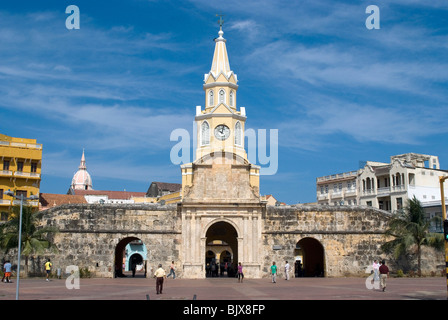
[39,203,182,278]
[32,202,444,279]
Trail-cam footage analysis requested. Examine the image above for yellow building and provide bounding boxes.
[0,133,42,219]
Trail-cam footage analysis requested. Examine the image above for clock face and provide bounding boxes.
[214,124,230,141]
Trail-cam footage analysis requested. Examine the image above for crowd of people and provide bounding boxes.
[2,257,391,294]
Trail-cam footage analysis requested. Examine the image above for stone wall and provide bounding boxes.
[39,203,181,278]
[2,202,442,279]
[261,205,444,277]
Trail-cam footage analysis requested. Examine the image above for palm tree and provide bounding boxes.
[381,196,444,276]
[0,205,58,276]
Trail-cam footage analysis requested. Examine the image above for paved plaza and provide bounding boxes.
[0,276,446,300]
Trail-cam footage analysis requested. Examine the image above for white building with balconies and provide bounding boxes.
[316,153,448,225]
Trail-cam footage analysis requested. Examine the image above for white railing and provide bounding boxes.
[317,171,358,182]
[0,170,13,176]
[0,141,42,149]
[377,187,390,195]
[331,191,343,199]
[344,190,357,196]
[362,189,375,196]
[13,171,40,178]
[392,185,405,192]
[318,194,328,200]
[12,200,38,206]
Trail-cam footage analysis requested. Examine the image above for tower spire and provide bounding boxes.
[209,15,232,78]
[79,148,86,169]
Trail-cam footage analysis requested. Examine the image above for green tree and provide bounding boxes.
[381,196,444,276]
[0,205,58,276]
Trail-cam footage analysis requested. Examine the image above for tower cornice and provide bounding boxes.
[203,81,239,90]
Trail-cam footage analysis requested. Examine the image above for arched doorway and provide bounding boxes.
[129,253,144,277]
[205,221,238,278]
[114,237,147,278]
[295,237,325,277]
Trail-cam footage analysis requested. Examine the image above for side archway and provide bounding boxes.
[295,237,325,277]
[114,237,147,278]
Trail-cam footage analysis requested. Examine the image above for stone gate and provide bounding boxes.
[34,201,443,278]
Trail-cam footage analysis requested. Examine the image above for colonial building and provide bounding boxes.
[0,133,42,219]
[316,153,448,224]
[33,25,443,280]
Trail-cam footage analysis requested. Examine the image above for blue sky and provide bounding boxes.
[1,0,447,204]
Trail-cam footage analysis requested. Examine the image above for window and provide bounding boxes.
[201,121,210,146]
[3,160,10,171]
[0,189,3,199]
[219,89,225,104]
[16,190,27,198]
[366,201,372,207]
[234,121,242,146]
[409,173,415,186]
[31,162,38,173]
[17,161,24,172]
[229,90,234,106]
[397,198,402,210]
[209,91,214,107]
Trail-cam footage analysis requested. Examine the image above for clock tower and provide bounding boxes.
[181,24,260,201]
[179,22,264,279]
[195,24,247,162]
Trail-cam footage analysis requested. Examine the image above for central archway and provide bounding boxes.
[205,221,238,277]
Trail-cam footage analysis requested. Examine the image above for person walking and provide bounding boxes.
[284,261,290,280]
[167,261,176,279]
[154,264,166,294]
[237,262,244,283]
[379,259,389,292]
[270,261,277,283]
[372,259,380,285]
[45,259,52,282]
[1,260,6,283]
[3,260,12,283]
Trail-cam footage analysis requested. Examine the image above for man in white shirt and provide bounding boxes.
[285,261,290,280]
[154,264,166,294]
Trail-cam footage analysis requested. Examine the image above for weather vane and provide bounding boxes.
[216,13,225,29]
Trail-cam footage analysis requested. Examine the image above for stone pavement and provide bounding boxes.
[0,276,446,300]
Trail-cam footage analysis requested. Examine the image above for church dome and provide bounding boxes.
[71,150,93,190]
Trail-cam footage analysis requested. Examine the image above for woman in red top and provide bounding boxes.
[237,262,244,283]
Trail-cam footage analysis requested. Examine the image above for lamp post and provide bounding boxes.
[4,190,39,300]
[439,176,448,300]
